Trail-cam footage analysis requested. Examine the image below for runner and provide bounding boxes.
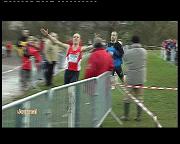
[40,28,94,84]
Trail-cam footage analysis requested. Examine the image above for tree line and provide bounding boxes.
[2,21,177,46]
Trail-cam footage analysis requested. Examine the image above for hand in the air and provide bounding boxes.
[40,28,48,36]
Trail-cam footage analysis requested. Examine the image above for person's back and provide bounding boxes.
[123,43,147,85]
[121,36,147,121]
[124,44,146,70]
[85,38,114,79]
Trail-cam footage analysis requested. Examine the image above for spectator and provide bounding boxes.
[85,37,114,79]
[170,39,177,63]
[175,40,178,65]
[121,35,147,121]
[2,42,7,58]
[161,40,167,60]
[6,41,13,57]
[44,32,64,86]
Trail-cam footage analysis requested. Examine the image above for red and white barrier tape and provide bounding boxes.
[114,83,177,91]
[118,85,162,128]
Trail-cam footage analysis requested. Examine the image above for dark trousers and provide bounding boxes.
[64,69,79,84]
[112,66,124,81]
[45,61,56,86]
[166,50,171,61]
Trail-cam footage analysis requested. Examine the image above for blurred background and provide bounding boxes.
[2,21,178,46]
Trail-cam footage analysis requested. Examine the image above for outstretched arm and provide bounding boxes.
[40,28,69,50]
[81,33,102,52]
[81,45,94,52]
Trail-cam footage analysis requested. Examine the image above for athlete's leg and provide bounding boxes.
[115,66,124,82]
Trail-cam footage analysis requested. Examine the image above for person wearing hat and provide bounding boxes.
[121,35,147,121]
[84,37,114,79]
[40,28,94,84]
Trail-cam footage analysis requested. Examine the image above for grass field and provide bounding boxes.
[7,50,178,128]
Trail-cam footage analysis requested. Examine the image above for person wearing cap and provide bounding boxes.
[40,28,94,84]
[84,37,114,79]
[106,31,125,89]
[121,35,147,121]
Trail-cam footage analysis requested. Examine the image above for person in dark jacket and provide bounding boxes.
[106,31,124,86]
[85,37,114,79]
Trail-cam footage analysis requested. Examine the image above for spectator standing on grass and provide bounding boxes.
[170,39,177,63]
[166,39,172,61]
[84,37,114,79]
[121,35,147,121]
[161,40,168,60]
[175,40,178,65]
[43,32,64,86]
[40,28,94,85]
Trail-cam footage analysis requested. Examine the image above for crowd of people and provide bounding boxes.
[161,39,178,65]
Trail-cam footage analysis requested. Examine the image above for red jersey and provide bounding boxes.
[65,45,82,71]
[85,48,114,79]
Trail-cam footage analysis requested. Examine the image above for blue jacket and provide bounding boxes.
[106,46,123,67]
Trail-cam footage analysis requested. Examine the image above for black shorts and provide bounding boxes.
[64,69,80,84]
[112,66,123,78]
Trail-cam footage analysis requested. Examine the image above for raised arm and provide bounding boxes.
[81,33,102,52]
[40,28,69,49]
[81,45,94,52]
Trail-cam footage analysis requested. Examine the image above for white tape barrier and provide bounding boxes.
[2,66,21,74]
[117,84,162,128]
[114,83,177,91]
